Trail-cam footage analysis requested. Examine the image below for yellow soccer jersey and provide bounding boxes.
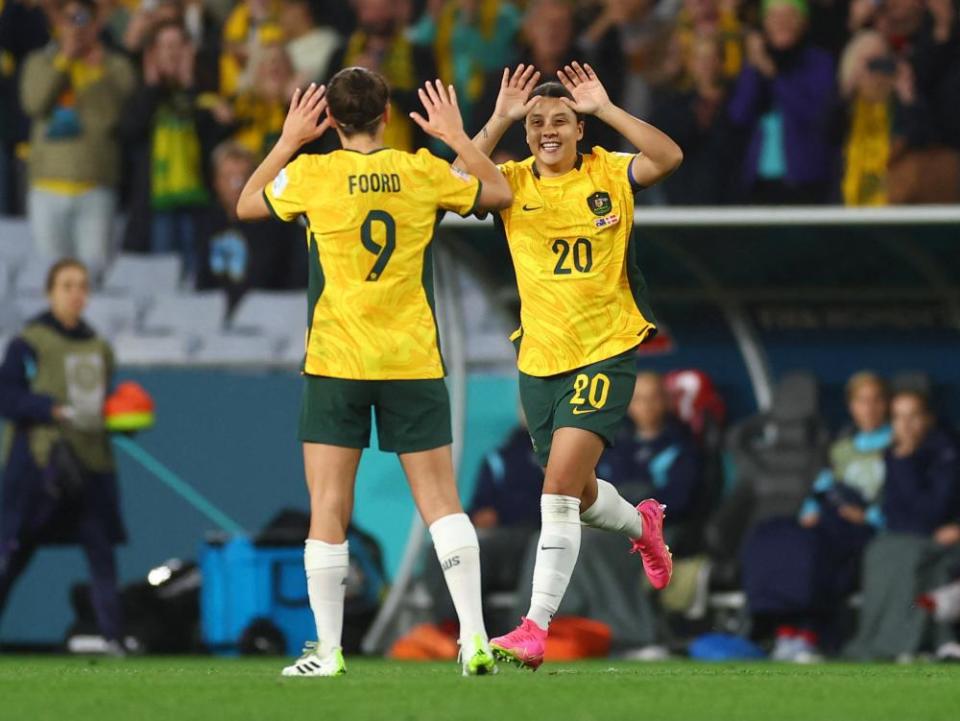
[264,147,481,380]
[498,146,657,377]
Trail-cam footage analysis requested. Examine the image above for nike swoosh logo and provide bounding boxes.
[571,408,598,415]
[522,204,542,211]
[540,545,565,550]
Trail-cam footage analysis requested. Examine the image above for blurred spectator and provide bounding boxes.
[122,0,188,55]
[846,389,960,660]
[0,0,52,214]
[653,34,741,204]
[728,0,837,204]
[0,259,126,653]
[20,0,136,281]
[836,30,930,205]
[119,1,219,90]
[328,0,435,152]
[761,372,892,660]
[409,0,521,132]
[220,0,279,97]
[231,39,301,157]
[604,372,703,534]
[800,371,890,531]
[196,140,305,306]
[278,0,339,85]
[851,0,960,202]
[580,0,670,123]
[666,0,744,86]
[118,20,232,276]
[468,424,543,532]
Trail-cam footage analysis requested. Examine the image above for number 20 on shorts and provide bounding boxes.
[570,372,610,412]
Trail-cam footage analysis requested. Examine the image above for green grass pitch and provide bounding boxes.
[1,657,959,721]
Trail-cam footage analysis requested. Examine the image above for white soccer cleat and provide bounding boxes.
[281,642,346,677]
[460,633,498,677]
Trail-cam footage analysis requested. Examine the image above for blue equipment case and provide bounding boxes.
[200,537,314,656]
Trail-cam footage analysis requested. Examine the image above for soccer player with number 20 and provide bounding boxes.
[455,62,684,670]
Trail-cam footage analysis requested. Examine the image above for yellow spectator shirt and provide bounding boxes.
[498,147,657,377]
[264,148,482,380]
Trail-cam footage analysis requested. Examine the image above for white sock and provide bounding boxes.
[304,539,349,657]
[527,494,581,630]
[429,513,487,642]
[580,478,644,538]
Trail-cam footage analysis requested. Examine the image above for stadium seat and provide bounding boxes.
[14,296,48,324]
[102,253,182,297]
[276,335,306,366]
[83,295,139,338]
[228,291,304,337]
[112,333,193,365]
[0,218,34,269]
[142,292,228,336]
[12,256,50,295]
[0,301,19,337]
[721,371,828,526]
[193,333,279,365]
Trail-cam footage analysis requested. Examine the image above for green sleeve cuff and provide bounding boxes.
[463,179,483,217]
[262,188,285,222]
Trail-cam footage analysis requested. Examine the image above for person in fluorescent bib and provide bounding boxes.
[458,62,683,670]
[236,67,513,677]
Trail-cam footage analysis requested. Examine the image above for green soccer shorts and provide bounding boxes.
[298,375,452,454]
[519,349,638,467]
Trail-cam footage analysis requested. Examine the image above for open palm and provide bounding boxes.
[494,64,541,121]
[557,62,612,116]
[409,79,466,144]
[280,83,330,148]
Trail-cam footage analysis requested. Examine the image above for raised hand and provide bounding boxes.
[493,63,541,122]
[557,62,613,116]
[409,79,467,145]
[280,83,330,148]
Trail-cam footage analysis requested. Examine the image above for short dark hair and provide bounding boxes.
[327,67,390,137]
[892,389,930,414]
[146,19,187,49]
[59,0,98,13]
[46,258,88,293]
[528,81,583,122]
[212,140,255,171]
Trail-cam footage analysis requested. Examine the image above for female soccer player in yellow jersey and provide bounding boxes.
[236,68,513,677]
[456,62,684,670]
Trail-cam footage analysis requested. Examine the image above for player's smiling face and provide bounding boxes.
[525,98,583,175]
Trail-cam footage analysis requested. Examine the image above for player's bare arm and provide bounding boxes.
[410,79,513,210]
[557,61,683,187]
[236,82,331,220]
[452,63,541,170]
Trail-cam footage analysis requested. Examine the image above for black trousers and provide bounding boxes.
[0,511,122,642]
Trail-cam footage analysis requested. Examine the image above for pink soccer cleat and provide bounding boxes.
[630,499,673,590]
[489,617,547,670]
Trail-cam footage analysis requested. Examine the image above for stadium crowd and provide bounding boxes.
[2,0,960,289]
